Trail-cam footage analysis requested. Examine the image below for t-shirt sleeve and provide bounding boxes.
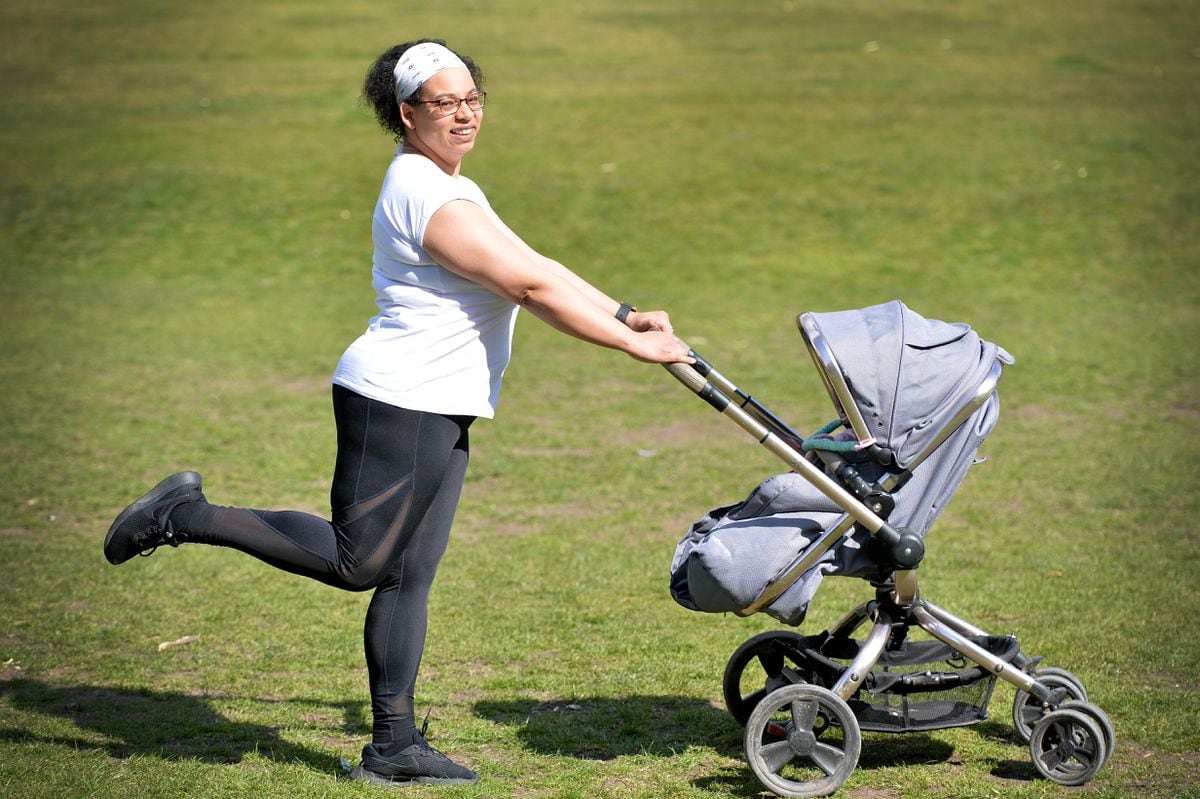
[373,159,477,264]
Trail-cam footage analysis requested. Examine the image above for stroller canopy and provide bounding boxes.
[806,301,1013,469]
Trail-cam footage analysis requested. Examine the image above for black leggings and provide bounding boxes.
[173,385,472,745]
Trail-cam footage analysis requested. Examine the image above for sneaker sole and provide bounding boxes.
[348,765,478,787]
[104,471,202,564]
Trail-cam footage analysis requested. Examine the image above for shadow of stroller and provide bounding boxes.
[474,694,742,760]
[476,693,957,796]
[0,678,362,770]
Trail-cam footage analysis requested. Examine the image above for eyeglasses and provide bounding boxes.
[408,92,486,117]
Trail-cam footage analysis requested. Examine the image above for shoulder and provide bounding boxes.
[381,154,489,200]
[377,155,469,218]
[455,173,486,196]
[382,152,456,193]
[450,176,489,215]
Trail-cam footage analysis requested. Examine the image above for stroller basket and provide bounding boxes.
[838,634,1020,733]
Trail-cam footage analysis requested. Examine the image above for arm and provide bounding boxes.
[422,200,689,363]
[488,214,675,335]
[536,256,674,335]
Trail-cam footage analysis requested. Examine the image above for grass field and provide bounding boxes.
[1,1,1197,797]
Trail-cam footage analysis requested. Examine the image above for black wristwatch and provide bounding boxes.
[615,302,637,324]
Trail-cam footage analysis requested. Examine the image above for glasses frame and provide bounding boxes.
[407,92,487,117]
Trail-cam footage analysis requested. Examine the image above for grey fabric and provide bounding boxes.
[669,302,1011,625]
[807,300,1012,468]
[669,474,866,625]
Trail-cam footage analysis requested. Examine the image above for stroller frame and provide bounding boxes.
[665,311,1113,797]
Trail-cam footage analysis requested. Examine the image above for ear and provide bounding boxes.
[399,101,416,131]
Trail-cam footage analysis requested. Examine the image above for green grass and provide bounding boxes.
[1,1,1197,797]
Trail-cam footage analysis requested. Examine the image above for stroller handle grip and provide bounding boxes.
[663,359,705,392]
[664,348,730,411]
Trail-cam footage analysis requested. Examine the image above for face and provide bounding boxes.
[400,68,483,175]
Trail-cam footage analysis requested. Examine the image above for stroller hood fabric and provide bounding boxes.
[808,300,1013,469]
[670,302,1012,625]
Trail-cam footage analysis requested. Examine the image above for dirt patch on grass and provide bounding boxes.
[1143,670,1200,695]
[1165,400,1199,424]
[1077,740,1200,797]
[452,512,534,542]
[845,788,901,799]
[1117,740,1200,769]
[1007,403,1074,423]
[0,662,26,681]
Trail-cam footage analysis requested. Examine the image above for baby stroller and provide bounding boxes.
[666,301,1113,797]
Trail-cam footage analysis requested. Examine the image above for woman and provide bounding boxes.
[103,39,692,787]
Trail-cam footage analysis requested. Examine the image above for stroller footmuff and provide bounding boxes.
[664,301,1113,797]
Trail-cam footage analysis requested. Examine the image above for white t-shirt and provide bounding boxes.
[332,151,519,418]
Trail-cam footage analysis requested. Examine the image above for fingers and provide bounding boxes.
[651,330,693,363]
[621,310,690,363]
[629,309,674,335]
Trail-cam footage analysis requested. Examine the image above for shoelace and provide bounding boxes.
[135,520,183,557]
[418,707,433,740]
[422,710,441,739]
[415,708,452,756]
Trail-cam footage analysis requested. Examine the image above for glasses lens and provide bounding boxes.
[427,94,485,116]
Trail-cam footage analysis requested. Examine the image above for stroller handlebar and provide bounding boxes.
[663,346,926,571]
[664,348,730,411]
[663,356,706,392]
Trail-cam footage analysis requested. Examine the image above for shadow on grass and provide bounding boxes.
[0,678,361,770]
[691,729,960,795]
[477,695,960,796]
[474,695,954,763]
[475,695,742,760]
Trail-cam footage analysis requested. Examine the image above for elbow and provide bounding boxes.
[504,272,561,309]
[514,279,556,309]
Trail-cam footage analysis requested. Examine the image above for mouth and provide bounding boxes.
[450,126,475,137]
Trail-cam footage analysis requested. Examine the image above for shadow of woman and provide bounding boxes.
[0,678,362,770]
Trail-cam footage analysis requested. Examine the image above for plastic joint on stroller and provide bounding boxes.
[665,302,1113,798]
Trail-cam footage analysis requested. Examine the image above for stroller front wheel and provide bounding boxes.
[1058,699,1116,761]
[1028,706,1109,786]
[744,683,861,798]
[1012,666,1088,742]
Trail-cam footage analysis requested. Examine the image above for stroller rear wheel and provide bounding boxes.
[1028,706,1109,786]
[724,631,817,725]
[1012,666,1088,742]
[744,683,861,798]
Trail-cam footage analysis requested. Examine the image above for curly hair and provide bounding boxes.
[362,39,485,142]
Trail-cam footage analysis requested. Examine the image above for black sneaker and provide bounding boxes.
[104,471,204,565]
[349,739,479,787]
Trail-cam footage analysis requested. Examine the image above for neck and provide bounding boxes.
[402,139,460,177]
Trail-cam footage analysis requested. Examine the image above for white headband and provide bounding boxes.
[393,42,469,102]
